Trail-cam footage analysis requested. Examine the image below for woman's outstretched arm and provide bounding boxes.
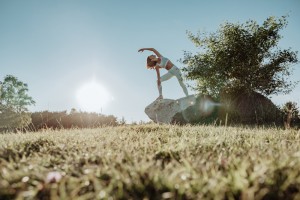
[138,48,162,57]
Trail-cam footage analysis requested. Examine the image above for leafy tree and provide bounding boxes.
[280,101,299,129]
[281,101,299,118]
[0,75,35,131]
[182,16,298,98]
[0,75,35,112]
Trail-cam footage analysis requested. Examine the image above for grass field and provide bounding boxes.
[0,124,300,200]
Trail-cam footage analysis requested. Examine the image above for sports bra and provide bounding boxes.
[156,56,169,68]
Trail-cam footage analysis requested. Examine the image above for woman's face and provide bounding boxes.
[149,55,156,61]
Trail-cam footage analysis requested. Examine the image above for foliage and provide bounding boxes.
[281,101,299,118]
[182,16,298,98]
[280,101,300,128]
[0,75,35,131]
[118,116,127,125]
[0,107,31,131]
[29,111,118,131]
[0,75,35,112]
[218,90,283,125]
[0,125,300,199]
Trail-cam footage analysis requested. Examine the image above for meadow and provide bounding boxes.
[0,124,300,200]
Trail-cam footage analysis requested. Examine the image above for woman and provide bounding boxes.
[138,48,189,100]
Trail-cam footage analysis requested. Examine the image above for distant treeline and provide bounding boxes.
[27,111,118,131]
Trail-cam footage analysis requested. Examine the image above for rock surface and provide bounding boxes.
[145,95,217,124]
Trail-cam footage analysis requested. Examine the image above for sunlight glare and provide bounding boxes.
[76,81,112,112]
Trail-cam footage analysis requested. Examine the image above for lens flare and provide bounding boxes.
[199,98,221,116]
[180,95,221,123]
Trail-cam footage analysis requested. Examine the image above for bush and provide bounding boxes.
[0,107,31,132]
[28,111,118,131]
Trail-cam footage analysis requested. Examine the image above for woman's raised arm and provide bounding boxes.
[138,48,162,57]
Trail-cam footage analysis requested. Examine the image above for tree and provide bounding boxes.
[182,16,298,98]
[0,75,35,112]
[281,101,299,129]
[0,75,35,131]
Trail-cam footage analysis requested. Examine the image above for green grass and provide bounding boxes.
[0,124,300,200]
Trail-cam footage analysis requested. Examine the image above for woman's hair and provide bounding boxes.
[147,56,157,69]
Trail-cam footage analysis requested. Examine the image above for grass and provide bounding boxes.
[0,124,300,200]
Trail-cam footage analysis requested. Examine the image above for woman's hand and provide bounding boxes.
[138,49,144,52]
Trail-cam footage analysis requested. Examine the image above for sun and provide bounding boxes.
[76,81,111,112]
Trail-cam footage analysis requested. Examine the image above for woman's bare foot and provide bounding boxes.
[156,95,163,100]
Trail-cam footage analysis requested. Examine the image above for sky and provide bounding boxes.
[0,0,299,122]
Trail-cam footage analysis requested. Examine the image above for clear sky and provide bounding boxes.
[0,0,299,122]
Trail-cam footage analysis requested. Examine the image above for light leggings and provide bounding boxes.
[158,65,189,97]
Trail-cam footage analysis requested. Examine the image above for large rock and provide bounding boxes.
[145,95,218,124]
[145,90,284,126]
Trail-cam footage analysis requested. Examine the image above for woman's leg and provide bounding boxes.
[157,80,163,97]
[170,66,189,96]
[157,71,174,98]
[160,71,174,82]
